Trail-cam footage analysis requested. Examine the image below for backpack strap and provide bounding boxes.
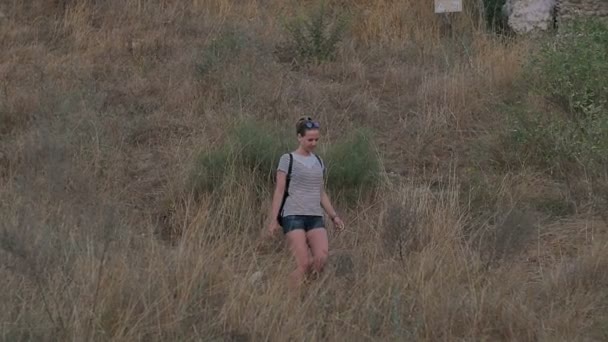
[314,154,323,168]
[314,154,325,176]
[288,153,294,178]
[278,153,293,222]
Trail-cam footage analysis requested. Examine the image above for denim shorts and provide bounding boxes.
[280,215,325,234]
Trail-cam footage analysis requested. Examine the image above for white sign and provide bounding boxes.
[435,0,462,13]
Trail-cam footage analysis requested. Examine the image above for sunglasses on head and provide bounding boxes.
[300,117,320,129]
[304,121,320,129]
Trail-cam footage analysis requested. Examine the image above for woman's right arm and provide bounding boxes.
[268,170,287,233]
[268,154,289,234]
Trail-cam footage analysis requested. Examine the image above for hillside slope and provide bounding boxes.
[1,1,607,340]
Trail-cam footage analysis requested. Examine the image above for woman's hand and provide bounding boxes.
[267,219,280,237]
[332,216,345,232]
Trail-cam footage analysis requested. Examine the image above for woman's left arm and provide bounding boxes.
[321,190,344,230]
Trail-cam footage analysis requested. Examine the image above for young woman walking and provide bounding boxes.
[268,116,345,289]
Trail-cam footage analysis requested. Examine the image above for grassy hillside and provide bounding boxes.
[1,1,607,340]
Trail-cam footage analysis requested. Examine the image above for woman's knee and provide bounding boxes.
[297,256,313,272]
[313,250,329,268]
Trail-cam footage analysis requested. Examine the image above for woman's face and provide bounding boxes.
[298,129,320,153]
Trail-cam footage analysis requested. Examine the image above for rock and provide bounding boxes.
[248,271,264,286]
[505,0,557,33]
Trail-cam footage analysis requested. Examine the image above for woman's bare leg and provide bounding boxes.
[286,229,312,289]
[306,228,329,275]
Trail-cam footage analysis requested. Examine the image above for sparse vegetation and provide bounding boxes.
[196,27,248,76]
[1,1,607,340]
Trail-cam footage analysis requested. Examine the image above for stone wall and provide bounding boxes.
[558,0,608,22]
[504,0,608,33]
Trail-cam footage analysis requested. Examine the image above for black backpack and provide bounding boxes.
[277,153,323,226]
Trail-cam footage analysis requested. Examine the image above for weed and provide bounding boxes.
[281,1,349,65]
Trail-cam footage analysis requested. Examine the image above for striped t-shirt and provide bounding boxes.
[277,152,325,217]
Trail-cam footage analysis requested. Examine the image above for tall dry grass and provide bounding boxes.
[1,0,607,340]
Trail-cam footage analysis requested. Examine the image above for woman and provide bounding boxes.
[268,116,345,289]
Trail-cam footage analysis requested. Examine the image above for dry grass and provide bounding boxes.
[1,0,607,340]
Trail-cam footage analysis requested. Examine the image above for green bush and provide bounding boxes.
[187,119,290,197]
[529,19,608,119]
[498,19,608,178]
[325,128,381,202]
[231,119,290,180]
[188,121,382,203]
[283,1,349,65]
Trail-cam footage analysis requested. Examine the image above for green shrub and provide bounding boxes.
[187,119,290,197]
[496,19,608,178]
[231,119,290,181]
[529,19,608,119]
[282,1,349,65]
[325,128,381,202]
[188,121,382,203]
